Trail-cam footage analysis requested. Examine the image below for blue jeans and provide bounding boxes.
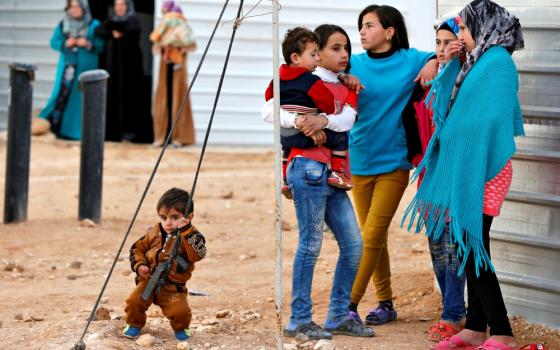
[286,157,362,327]
[428,224,466,323]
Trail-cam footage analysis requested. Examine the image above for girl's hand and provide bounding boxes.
[309,130,327,146]
[112,30,123,39]
[75,38,89,47]
[296,114,328,136]
[339,74,365,95]
[65,38,76,48]
[138,265,150,278]
[414,58,438,86]
[444,40,465,63]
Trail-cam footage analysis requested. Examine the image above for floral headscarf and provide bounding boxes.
[62,0,92,38]
[452,0,524,101]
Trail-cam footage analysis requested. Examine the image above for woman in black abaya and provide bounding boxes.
[95,0,153,142]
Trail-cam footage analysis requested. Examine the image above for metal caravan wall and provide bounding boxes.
[165,0,436,145]
[439,0,560,328]
[0,0,63,130]
[0,0,437,141]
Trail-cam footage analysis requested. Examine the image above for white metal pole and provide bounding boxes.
[272,1,283,349]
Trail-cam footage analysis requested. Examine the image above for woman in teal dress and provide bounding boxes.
[39,0,104,140]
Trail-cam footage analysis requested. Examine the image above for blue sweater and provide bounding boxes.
[349,48,433,175]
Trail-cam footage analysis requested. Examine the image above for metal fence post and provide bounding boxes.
[3,63,36,224]
[78,69,109,223]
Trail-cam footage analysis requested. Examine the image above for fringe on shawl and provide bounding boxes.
[402,196,494,277]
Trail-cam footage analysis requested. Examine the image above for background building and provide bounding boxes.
[0,0,436,143]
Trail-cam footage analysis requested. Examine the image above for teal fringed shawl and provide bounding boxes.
[402,46,524,276]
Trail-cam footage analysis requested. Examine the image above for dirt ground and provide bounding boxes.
[0,134,558,350]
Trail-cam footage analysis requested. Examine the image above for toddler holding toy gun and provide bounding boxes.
[123,188,206,342]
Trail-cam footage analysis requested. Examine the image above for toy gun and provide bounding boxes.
[141,228,189,301]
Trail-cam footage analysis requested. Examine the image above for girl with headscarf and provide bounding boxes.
[412,16,468,343]
[403,1,524,349]
[95,0,153,143]
[39,0,104,140]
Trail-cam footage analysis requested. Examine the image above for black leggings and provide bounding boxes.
[464,214,513,336]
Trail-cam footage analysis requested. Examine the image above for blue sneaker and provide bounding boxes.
[284,321,332,340]
[122,324,141,339]
[174,328,192,341]
[365,301,397,325]
[324,316,375,337]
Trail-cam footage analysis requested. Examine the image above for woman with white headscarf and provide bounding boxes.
[39,0,104,140]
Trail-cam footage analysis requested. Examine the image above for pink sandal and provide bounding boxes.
[434,335,479,350]
[475,339,518,350]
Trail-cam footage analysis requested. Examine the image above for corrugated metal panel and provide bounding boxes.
[0,0,438,141]
[165,0,437,144]
[0,0,63,129]
[439,0,560,328]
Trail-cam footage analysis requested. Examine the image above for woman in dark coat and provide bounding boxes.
[95,0,153,142]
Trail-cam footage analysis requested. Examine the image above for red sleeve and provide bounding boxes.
[345,90,358,110]
[308,80,335,114]
[265,80,273,101]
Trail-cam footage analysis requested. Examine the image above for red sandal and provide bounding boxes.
[519,345,546,350]
[428,321,462,342]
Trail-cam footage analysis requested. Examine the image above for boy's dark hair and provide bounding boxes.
[157,187,194,216]
[314,24,352,73]
[358,5,410,50]
[282,27,319,64]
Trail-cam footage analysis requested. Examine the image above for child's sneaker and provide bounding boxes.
[122,324,141,339]
[284,321,332,340]
[324,316,375,337]
[328,170,352,190]
[174,328,192,341]
[281,158,293,199]
[281,183,293,199]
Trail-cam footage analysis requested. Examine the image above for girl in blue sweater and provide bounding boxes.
[346,4,438,327]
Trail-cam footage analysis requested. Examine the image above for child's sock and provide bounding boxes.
[379,300,394,310]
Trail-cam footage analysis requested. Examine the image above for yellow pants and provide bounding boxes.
[125,279,192,331]
[350,169,409,304]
